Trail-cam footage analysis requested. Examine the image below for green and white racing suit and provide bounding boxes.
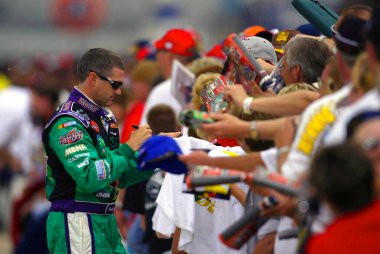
[43,88,153,254]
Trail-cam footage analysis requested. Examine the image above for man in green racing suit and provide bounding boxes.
[43,48,154,254]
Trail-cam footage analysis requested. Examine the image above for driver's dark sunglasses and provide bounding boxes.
[89,70,124,89]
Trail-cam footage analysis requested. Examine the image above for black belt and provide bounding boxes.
[50,200,115,215]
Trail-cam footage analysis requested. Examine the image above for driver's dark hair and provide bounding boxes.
[77,48,124,82]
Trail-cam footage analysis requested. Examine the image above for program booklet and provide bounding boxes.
[171,60,195,110]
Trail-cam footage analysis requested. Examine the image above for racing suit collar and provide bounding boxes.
[69,87,110,117]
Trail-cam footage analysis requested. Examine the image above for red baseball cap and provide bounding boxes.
[155,29,197,57]
[205,44,227,61]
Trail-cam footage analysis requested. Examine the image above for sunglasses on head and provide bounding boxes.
[89,70,124,89]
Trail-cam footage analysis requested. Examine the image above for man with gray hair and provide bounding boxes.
[222,36,331,117]
[280,36,331,86]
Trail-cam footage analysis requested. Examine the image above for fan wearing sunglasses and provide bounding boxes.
[347,110,380,197]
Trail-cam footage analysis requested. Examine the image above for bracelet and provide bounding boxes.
[243,97,254,114]
[249,121,259,139]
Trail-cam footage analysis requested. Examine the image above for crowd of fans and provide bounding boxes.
[1,2,380,254]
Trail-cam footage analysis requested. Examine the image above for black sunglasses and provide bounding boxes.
[89,70,124,89]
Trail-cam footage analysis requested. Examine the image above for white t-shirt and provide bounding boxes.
[281,85,352,182]
[260,147,278,173]
[274,216,299,254]
[152,204,176,238]
[140,79,182,125]
[0,86,32,172]
[323,88,380,146]
[153,138,248,254]
[152,136,215,238]
[273,86,352,254]
[0,86,30,146]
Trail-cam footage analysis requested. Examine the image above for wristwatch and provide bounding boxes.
[243,97,254,114]
[249,121,259,139]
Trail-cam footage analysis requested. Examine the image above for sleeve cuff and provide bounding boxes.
[118,144,135,158]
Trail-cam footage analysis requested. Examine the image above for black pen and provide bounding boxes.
[132,125,139,130]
